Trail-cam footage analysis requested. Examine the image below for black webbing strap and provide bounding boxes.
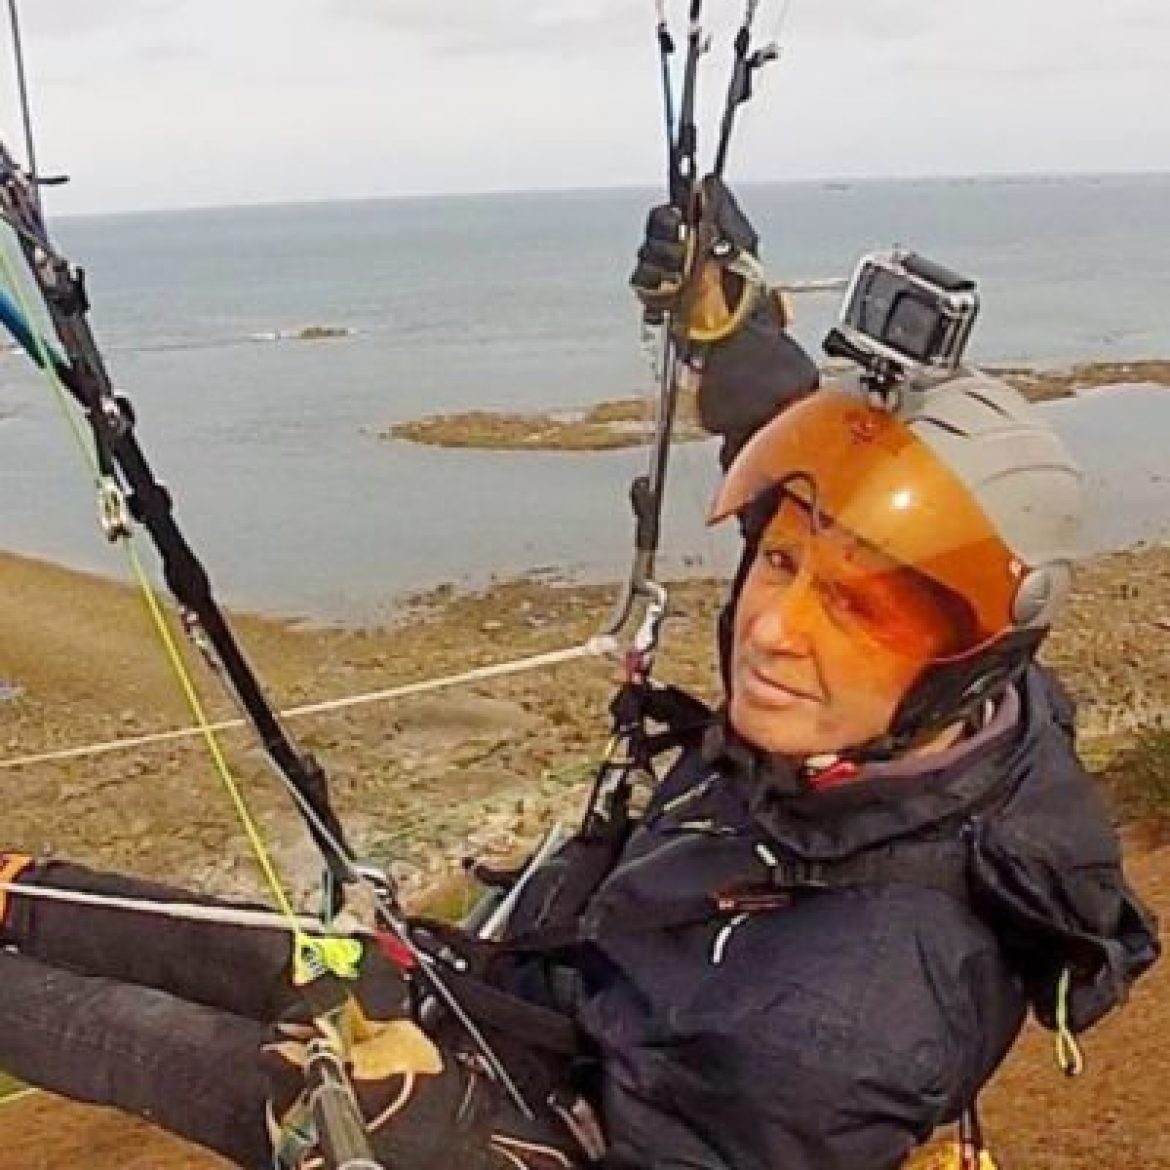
[503,836,974,954]
[410,918,582,1058]
[762,839,973,905]
[639,683,715,755]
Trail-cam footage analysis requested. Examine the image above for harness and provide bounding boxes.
[411,684,991,1164]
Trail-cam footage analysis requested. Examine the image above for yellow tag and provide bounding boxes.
[292,932,364,986]
[349,1020,445,1080]
[315,936,364,978]
[904,1143,999,1170]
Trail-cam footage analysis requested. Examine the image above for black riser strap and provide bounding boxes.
[53,336,354,884]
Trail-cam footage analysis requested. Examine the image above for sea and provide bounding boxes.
[1,174,1168,622]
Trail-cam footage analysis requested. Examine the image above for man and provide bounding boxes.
[0,187,1158,1170]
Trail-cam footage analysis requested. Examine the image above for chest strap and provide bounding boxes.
[758,837,973,905]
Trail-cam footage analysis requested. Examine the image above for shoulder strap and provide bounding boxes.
[409,918,583,1056]
[503,836,975,949]
[639,683,716,755]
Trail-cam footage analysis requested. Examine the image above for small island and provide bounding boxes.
[386,390,706,451]
[295,325,351,341]
[383,361,1170,452]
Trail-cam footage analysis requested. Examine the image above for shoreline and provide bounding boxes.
[7,373,1167,628]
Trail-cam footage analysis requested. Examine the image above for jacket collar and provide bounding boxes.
[704,671,1045,862]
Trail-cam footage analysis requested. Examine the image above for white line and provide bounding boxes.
[0,635,615,771]
[0,881,374,934]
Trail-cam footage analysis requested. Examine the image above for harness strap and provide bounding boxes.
[468,837,974,970]
[529,836,974,950]
[639,683,715,756]
[410,920,582,1058]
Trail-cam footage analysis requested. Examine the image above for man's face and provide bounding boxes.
[728,503,959,757]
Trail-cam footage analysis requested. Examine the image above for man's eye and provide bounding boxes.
[763,547,799,576]
[826,584,877,624]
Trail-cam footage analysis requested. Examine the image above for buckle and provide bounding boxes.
[770,858,829,890]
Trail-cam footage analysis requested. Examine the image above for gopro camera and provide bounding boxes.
[823,250,979,385]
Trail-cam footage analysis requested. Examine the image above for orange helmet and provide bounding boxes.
[710,373,1083,743]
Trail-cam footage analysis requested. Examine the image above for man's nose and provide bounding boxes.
[751,574,820,655]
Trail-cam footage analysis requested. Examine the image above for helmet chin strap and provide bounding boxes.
[801,720,967,789]
[887,628,1042,746]
[716,676,1001,797]
[810,627,1044,778]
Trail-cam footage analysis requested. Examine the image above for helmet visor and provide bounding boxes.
[710,391,1023,663]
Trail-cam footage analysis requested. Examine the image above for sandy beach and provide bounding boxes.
[0,541,1168,1167]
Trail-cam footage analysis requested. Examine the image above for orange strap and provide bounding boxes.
[0,851,35,930]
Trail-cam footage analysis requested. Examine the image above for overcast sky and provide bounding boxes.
[6,0,1168,214]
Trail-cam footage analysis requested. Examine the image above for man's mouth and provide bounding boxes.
[738,663,820,707]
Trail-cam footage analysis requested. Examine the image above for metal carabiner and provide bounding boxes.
[96,476,132,541]
[630,579,669,664]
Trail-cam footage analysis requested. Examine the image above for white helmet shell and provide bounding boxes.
[897,370,1084,629]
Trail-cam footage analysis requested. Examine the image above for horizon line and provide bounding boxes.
[51,166,1170,222]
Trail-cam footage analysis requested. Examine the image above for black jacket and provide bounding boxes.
[561,668,1158,1170]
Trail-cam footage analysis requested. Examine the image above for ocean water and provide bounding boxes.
[1,175,1168,621]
